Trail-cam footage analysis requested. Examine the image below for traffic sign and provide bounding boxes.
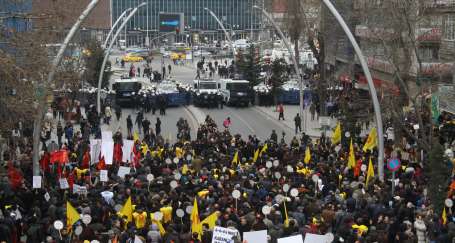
[387,158,401,172]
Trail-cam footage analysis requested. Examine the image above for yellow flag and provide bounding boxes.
[348,139,356,169]
[141,143,149,155]
[200,211,219,229]
[304,147,311,164]
[160,206,173,223]
[283,200,289,227]
[197,189,209,198]
[191,198,202,239]
[176,147,183,159]
[119,196,133,222]
[443,207,448,225]
[232,151,239,165]
[253,149,259,163]
[259,143,268,156]
[133,131,139,142]
[182,164,189,175]
[150,213,166,236]
[366,157,375,187]
[66,201,81,231]
[332,122,341,145]
[363,127,378,152]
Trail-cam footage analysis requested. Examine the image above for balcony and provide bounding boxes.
[355,25,398,40]
[423,0,455,9]
[416,27,442,42]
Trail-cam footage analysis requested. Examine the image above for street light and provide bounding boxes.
[204,8,236,59]
[103,7,132,48]
[320,0,385,181]
[253,5,305,127]
[32,0,100,176]
[97,2,148,113]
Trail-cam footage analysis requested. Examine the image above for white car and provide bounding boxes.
[193,50,212,57]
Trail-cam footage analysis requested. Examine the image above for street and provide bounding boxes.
[107,53,301,143]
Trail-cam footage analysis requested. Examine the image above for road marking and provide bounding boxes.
[225,107,256,134]
[183,106,202,133]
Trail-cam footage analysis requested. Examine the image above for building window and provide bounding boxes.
[445,14,455,40]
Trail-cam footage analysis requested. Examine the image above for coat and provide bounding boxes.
[414,219,427,243]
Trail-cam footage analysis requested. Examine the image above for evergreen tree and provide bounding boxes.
[427,141,451,214]
[236,44,262,86]
[269,58,288,105]
[82,40,112,89]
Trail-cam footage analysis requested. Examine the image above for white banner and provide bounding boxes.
[32,176,42,189]
[90,139,102,164]
[243,230,267,243]
[278,235,304,243]
[303,233,327,243]
[122,139,135,163]
[101,131,113,141]
[212,226,239,243]
[101,141,114,165]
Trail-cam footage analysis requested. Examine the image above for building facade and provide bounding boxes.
[323,0,455,96]
[111,0,265,46]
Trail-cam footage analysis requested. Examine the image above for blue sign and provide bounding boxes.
[387,158,401,172]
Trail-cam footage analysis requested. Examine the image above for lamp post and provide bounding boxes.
[32,0,100,176]
[103,7,132,48]
[97,2,148,113]
[204,8,236,59]
[321,0,384,181]
[254,5,304,127]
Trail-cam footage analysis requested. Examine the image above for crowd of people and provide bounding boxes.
[1,95,455,243]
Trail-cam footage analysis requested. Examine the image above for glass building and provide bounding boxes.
[111,0,264,46]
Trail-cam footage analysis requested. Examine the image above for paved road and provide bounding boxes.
[106,51,301,143]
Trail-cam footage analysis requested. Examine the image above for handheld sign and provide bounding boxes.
[266,161,272,168]
[53,220,64,230]
[261,205,271,215]
[154,212,163,221]
[146,174,154,182]
[33,176,42,189]
[243,230,268,243]
[74,225,83,236]
[185,206,193,214]
[387,158,401,172]
[82,214,92,225]
[290,188,299,197]
[273,160,279,167]
[232,190,241,199]
[212,226,239,243]
[283,184,290,193]
[176,209,185,218]
[100,170,108,182]
[173,157,179,164]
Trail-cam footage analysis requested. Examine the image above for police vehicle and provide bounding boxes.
[219,79,253,106]
[112,78,154,106]
[192,78,221,107]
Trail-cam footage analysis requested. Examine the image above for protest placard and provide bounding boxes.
[243,230,267,243]
[212,226,239,243]
[101,141,114,165]
[277,235,304,243]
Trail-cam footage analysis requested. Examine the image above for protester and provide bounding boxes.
[1,95,455,243]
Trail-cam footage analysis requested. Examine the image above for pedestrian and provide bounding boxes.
[137,67,141,77]
[155,117,161,136]
[126,115,133,137]
[162,66,166,79]
[104,105,112,125]
[168,64,172,75]
[56,121,63,148]
[310,102,317,121]
[277,103,285,120]
[142,118,150,136]
[136,110,144,134]
[223,117,231,129]
[115,104,121,121]
[294,113,301,134]
[270,130,278,143]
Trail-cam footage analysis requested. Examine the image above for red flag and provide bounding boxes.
[7,162,23,189]
[113,143,123,165]
[133,151,141,168]
[97,156,106,170]
[67,171,74,189]
[354,159,363,177]
[40,152,51,172]
[50,150,69,164]
[81,151,90,169]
